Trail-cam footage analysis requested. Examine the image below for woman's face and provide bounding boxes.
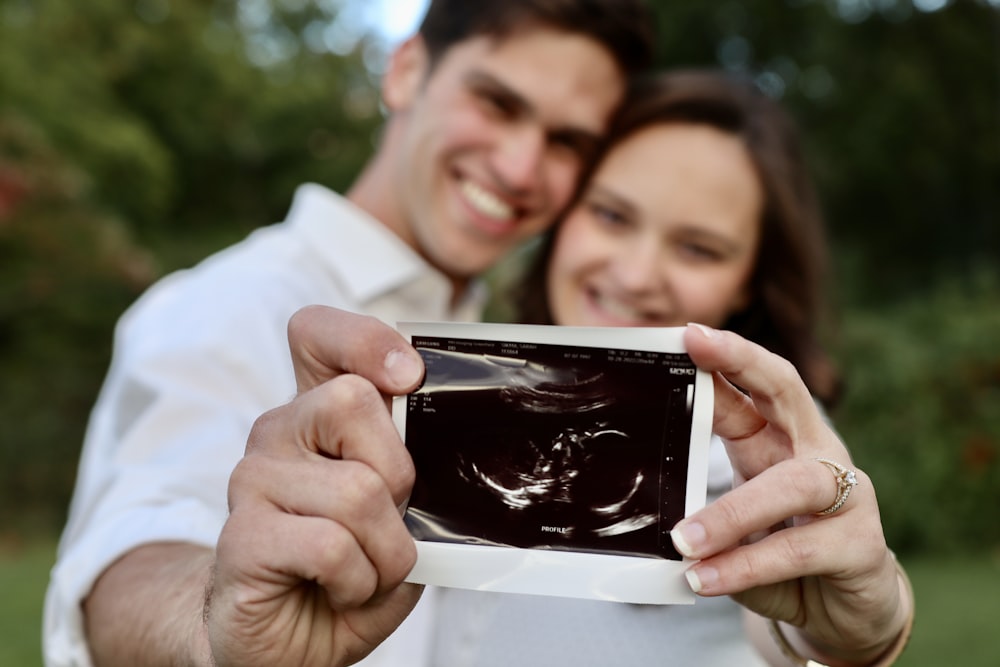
[546,122,763,329]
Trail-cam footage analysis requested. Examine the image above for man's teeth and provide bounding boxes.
[462,180,514,220]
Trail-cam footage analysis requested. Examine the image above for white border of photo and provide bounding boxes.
[392,322,714,605]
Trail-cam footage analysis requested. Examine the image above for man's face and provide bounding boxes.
[383,27,625,283]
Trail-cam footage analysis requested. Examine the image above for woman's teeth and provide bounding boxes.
[593,292,647,322]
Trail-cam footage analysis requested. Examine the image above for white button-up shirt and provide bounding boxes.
[43,184,485,666]
[44,183,763,666]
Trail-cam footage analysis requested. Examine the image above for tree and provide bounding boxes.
[0,0,383,529]
[646,0,1000,302]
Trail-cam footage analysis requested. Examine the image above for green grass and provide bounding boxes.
[2,539,998,666]
[0,537,54,667]
[896,551,1000,666]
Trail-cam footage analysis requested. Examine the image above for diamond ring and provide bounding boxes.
[814,458,858,516]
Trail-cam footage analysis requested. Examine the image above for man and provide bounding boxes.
[43,2,653,665]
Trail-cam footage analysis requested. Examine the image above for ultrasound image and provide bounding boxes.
[403,336,698,561]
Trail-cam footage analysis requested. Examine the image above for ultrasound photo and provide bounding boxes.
[400,326,703,562]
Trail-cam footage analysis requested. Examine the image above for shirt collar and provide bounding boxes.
[286,183,488,320]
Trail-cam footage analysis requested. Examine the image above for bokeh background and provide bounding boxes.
[1,0,998,664]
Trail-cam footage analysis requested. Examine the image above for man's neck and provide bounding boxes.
[347,127,469,308]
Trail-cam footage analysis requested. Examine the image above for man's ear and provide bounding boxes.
[382,35,429,112]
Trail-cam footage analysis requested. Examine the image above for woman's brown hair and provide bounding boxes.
[510,69,841,406]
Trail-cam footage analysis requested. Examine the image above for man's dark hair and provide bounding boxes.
[417,0,655,76]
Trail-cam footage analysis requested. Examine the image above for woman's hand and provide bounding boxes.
[674,323,910,666]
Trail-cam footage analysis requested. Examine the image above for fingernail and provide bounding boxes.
[670,521,706,559]
[687,322,716,339]
[684,565,717,594]
[385,349,423,388]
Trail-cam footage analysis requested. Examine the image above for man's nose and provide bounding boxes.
[492,124,546,194]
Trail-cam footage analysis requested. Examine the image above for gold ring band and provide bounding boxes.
[814,458,858,516]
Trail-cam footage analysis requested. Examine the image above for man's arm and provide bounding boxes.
[83,308,429,667]
[85,543,214,666]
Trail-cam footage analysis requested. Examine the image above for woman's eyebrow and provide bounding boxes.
[588,184,638,216]
[674,226,747,254]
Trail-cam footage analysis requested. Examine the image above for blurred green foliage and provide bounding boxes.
[0,0,998,557]
[644,0,1000,301]
[835,269,1000,554]
[0,0,382,531]
[0,113,153,531]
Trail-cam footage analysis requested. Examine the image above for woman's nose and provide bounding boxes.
[609,239,665,293]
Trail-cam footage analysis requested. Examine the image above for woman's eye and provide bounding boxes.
[679,243,724,261]
[589,202,627,227]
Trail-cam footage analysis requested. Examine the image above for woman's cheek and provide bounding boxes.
[686,277,746,328]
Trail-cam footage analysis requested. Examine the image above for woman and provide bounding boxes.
[427,69,911,666]
[513,68,838,407]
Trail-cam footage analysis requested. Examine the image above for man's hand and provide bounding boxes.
[207,307,427,666]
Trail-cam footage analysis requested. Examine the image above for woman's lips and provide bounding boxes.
[586,288,669,327]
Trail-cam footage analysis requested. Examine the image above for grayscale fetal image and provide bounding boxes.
[403,335,698,561]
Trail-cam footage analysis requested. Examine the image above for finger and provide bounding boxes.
[704,370,779,482]
[287,305,425,395]
[671,459,871,561]
[219,502,415,609]
[678,505,887,599]
[246,374,415,505]
[685,324,843,480]
[684,324,821,439]
[708,370,768,444]
[228,453,417,595]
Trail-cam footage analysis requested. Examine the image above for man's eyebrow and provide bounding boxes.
[464,70,605,150]
[464,70,531,115]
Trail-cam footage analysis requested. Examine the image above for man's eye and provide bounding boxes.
[478,91,517,117]
[550,132,598,162]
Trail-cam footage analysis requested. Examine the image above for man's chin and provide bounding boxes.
[436,255,500,286]
[431,238,509,275]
